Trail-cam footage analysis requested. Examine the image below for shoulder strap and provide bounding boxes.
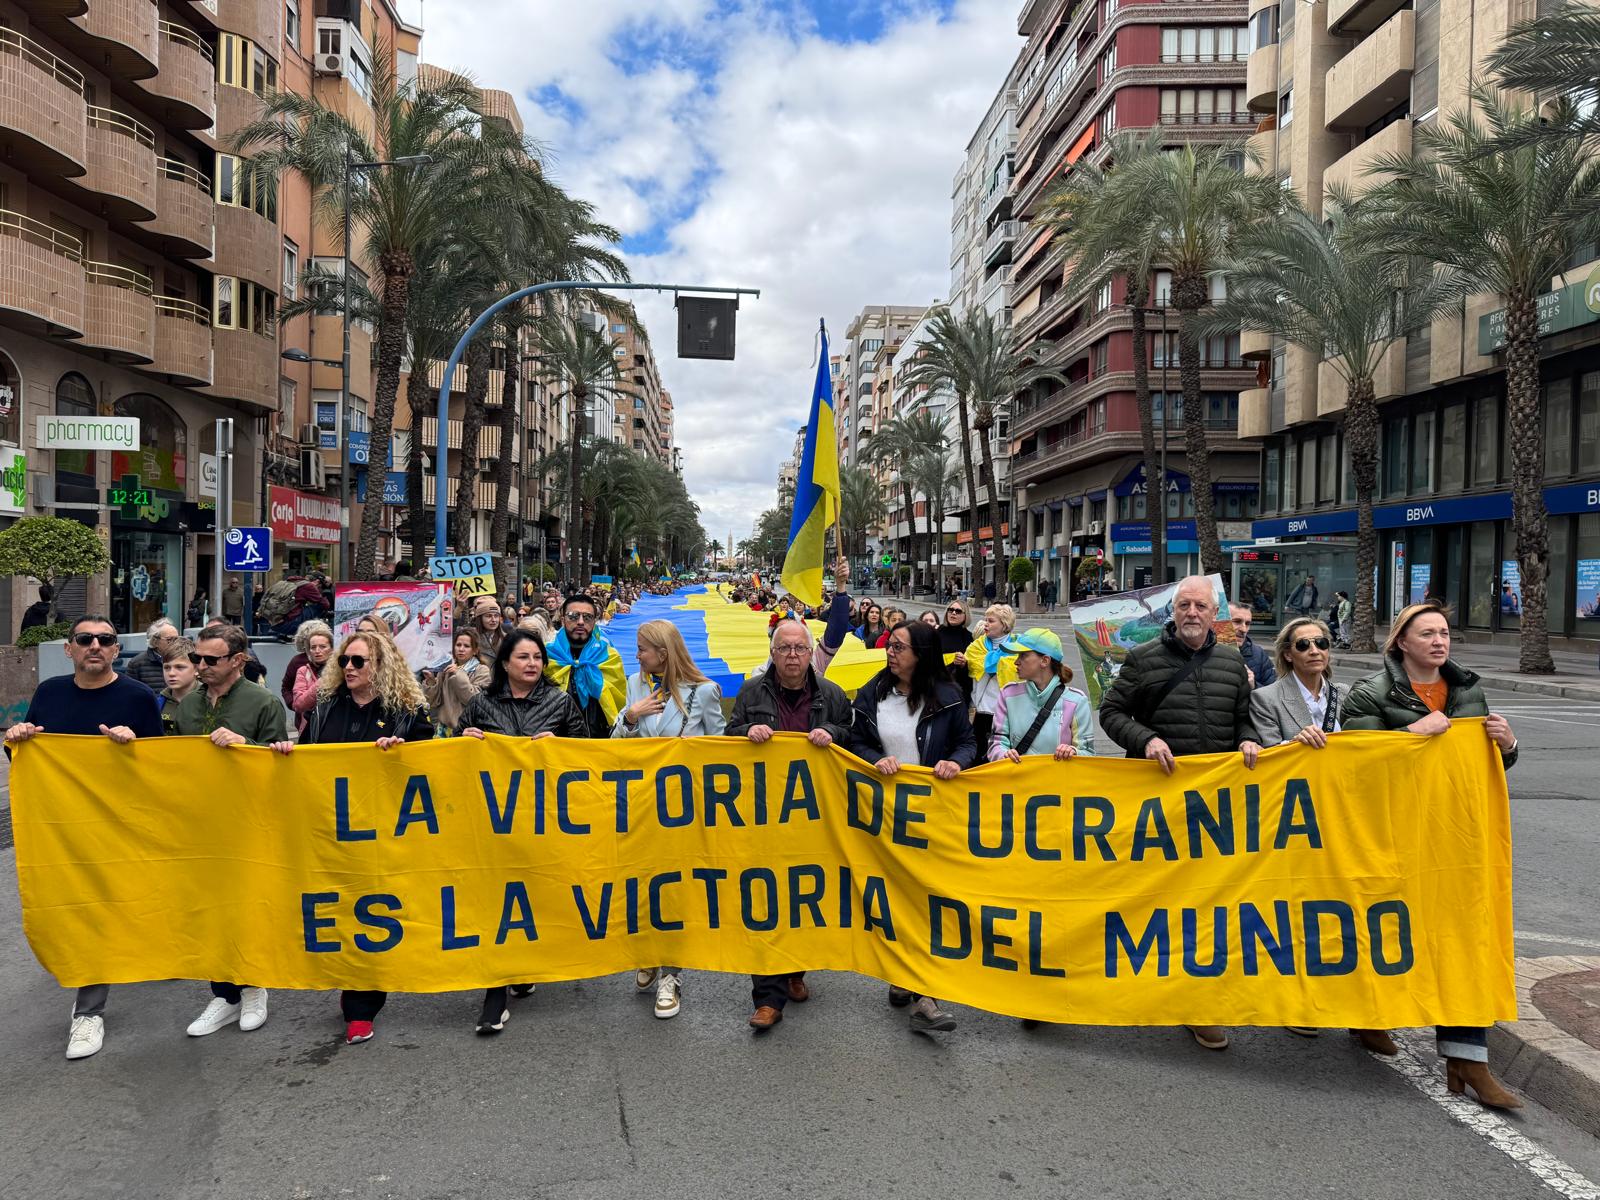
[1144,645,1213,723]
[1014,683,1064,756]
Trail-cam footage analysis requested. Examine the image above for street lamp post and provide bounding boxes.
[1138,300,1173,587]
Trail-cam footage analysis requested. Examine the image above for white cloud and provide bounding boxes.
[410,0,1019,546]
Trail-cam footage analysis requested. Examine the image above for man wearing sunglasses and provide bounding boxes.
[543,593,627,738]
[169,622,286,1041]
[5,614,164,1061]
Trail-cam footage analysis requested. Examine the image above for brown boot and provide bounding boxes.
[1351,1028,1399,1056]
[1447,1058,1522,1110]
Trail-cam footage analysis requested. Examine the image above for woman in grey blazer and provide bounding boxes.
[1248,617,1342,748]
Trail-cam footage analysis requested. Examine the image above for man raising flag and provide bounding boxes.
[781,321,840,607]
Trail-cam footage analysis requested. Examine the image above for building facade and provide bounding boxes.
[836,303,923,468]
[1002,0,1261,599]
[1238,0,1600,643]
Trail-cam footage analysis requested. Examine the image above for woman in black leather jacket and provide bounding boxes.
[456,628,587,1033]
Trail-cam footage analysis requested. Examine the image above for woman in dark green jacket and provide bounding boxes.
[1342,602,1521,1110]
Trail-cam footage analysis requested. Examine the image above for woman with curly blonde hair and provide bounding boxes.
[269,625,431,1044]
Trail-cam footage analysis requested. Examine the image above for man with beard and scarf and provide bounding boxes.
[543,593,627,738]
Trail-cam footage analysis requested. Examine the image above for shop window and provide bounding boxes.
[1501,529,1520,630]
[1317,432,1337,501]
[1576,513,1600,630]
[1549,515,1572,634]
[0,351,18,445]
[112,395,187,492]
[1466,517,1495,628]
[1382,416,1408,497]
[1410,409,1434,493]
[1545,378,1573,476]
[1263,444,1280,512]
[1439,403,1466,492]
[54,373,98,509]
[1580,372,1600,474]
[1471,395,1497,485]
[1283,441,1298,508]
[1298,436,1316,506]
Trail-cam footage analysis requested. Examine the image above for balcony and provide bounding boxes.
[1158,110,1256,129]
[1241,329,1272,362]
[14,0,88,15]
[69,0,159,79]
[1325,10,1415,130]
[213,203,279,291]
[983,220,1021,266]
[0,28,87,176]
[84,107,158,221]
[1317,340,1405,416]
[1246,43,1278,114]
[1322,117,1411,199]
[184,0,220,29]
[420,418,506,459]
[207,326,277,412]
[141,21,216,129]
[149,295,212,384]
[82,262,155,362]
[144,159,215,257]
[0,207,84,336]
[1328,0,1408,36]
[1011,428,1145,483]
[424,475,499,510]
[214,0,279,60]
[1238,387,1270,439]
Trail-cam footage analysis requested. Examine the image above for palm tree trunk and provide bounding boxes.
[490,354,520,593]
[1505,294,1555,673]
[977,413,1005,587]
[356,260,413,579]
[1345,376,1380,654]
[1127,284,1165,581]
[899,483,916,594]
[953,396,981,589]
[451,339,492,553]
[1173,272,1222,574]
[405,362,433,565]
[570,385,588,587]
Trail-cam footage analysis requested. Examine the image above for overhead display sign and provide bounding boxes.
[35,415,139,450]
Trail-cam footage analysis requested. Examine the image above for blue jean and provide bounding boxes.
[1438,1025,1488,1063]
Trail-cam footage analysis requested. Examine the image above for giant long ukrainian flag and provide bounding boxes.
[780,322,839,607]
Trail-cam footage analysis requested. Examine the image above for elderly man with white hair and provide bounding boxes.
[726,616,855,1034]
[1099,574,1263,1053]
[124,618,180,691]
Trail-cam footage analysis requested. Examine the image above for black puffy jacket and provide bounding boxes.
[457,680,589,739]
[846,677,977,769]
[1099,623,1260,758]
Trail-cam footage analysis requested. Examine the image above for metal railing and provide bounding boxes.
[0,27,85,93]
[1158,111,1255,126]
[1159,52,1250,64]
[158,20,214,61]
[159,156,211,191]
[88,106,156,149]
[0,206,82,261]
[153,294,211,325]
[85,261,153,294]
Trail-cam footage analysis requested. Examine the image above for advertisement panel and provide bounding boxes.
[268,485,341,544]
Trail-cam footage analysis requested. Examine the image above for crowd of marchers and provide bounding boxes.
[4,565,1520,1111]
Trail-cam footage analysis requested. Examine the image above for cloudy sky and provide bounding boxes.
[404,0,1020,546]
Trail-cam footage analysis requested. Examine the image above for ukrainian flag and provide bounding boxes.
[630,545,641,566]
[780,322,839,606]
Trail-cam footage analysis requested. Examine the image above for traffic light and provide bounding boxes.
[676,296,738,361]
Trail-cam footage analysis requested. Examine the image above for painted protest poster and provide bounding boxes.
[1066,573,1230,709]
[333,581,454,673]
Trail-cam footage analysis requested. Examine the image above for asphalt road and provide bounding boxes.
[3,694,1600,1199]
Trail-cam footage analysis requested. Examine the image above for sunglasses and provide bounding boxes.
[194,652,236,667]
[72,632,117,647]
[566,612,597,623]
[338,654,369,669]
[1294,637,1331,652]
[946,608,965,615]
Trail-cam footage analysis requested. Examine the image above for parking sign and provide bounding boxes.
[224,526,272,572]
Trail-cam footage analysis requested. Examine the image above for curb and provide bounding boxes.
[1490,956,1600,1137]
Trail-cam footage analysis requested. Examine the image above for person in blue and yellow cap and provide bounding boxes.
[988,627,1095,762]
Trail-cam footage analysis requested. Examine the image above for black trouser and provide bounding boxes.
[751,972,805,1011]
[341,990,387,1022]
[971,712,994,753]
[211,981,244,1003]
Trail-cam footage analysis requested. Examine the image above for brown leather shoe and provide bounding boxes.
[1351,1028,1399,1056]
[1447,1058,1522,1110]
[748,1005,783,1031]
[786,976,810,1003]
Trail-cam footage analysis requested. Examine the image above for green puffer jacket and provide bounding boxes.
[1099,624,1260,758]
[1341,655,1518,769]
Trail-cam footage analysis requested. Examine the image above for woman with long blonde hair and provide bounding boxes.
[612,618,726,1019]
[269,626,432,1045]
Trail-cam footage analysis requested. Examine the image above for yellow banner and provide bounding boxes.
[11,723,1515,1026]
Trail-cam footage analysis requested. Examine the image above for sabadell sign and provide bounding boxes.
[35,415,140,450]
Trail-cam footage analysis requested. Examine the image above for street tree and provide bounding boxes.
[838,465,887,561]
[906,443,962,593]
[1486,6,1600,148]
[865,410,947,591]
[0,516,111,631]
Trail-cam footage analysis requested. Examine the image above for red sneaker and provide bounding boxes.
[345,1020,374,1044]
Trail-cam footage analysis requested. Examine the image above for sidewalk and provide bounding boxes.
[1492,956,1600,1137]
[889,597,1600,702]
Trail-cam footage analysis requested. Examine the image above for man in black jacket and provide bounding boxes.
[726,618,852,1032]
[1227,602,1275,688]
[124,619,179,692]
[1100,575,1261,1054]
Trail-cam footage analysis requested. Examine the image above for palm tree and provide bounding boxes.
[237,59,531,579]
[896,307,1065,586]
[531,316,638,586]
[838,465,886,561]
[1202,195,1454,653]
[1366,90,1600,672]
[708,538,723,568]
[1486,6,1600,147]
[906,444,962,594]
[865,410,946,591]
[1044,128,1169,578]
[1108,142,1283,573]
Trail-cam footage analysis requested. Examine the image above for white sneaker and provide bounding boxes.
[66,1015,104,1060]
[239,987,269,1031]
[186,997,241,1037]
[654,973,681,1019]
[635,967,658,991]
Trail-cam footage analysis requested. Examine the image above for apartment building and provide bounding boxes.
[777,424,803,497]
[1003,0,1262,598]
[835,303,923,467]
[0,0,312,634]
[1238,0,1600,643]
[609,303,673,465]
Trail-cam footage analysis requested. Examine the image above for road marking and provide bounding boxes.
[1382,1032,1600,1200]
[1514,929,1600,952]
[1490,714,1600,727]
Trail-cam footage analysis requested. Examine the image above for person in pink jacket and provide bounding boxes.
[289,625,335,734]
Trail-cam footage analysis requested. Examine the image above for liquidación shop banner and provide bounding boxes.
[11,725,1515,1027]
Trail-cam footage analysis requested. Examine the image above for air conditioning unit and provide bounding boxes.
[298,423,321,446]
[1089,520,1103,535]
[299,448,327,489]
[316,52,343,75]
